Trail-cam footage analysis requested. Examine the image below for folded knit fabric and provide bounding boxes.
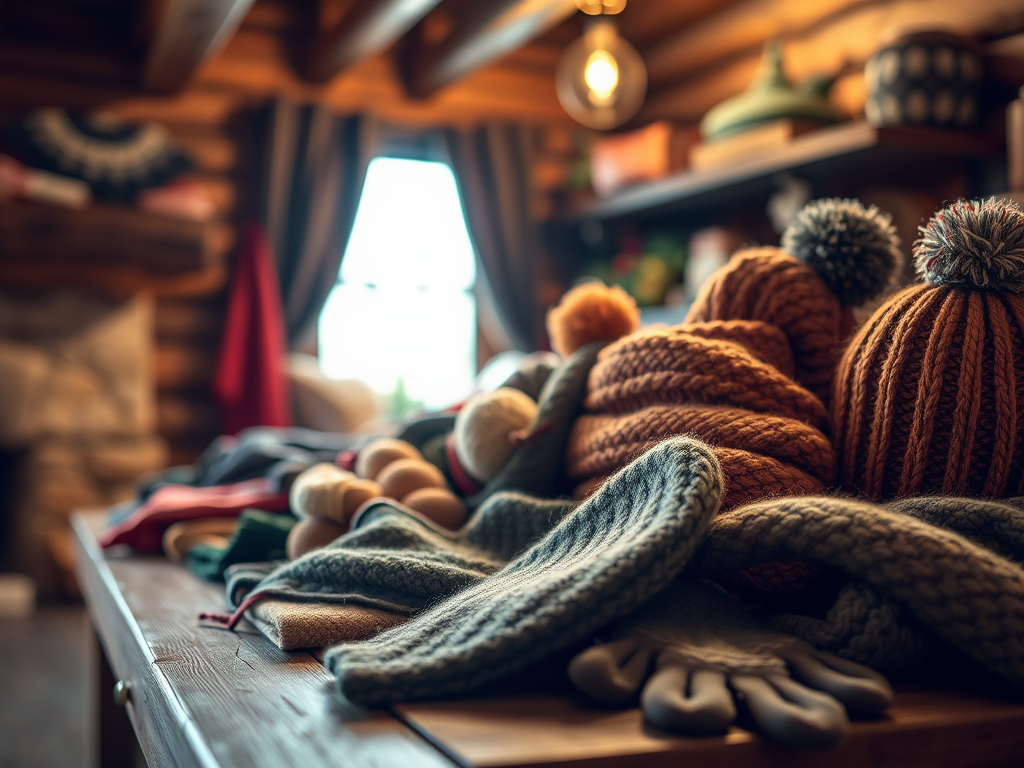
[684,247,855,406]
[327,436,724,705]
[327,484,1024,706]
[567,198,901,511]
[693,495,1024,686]
[765,495,1024,670]
[247,599,409,651]
[225,491,577,621]
[687,198,901,405]
[567,321,835,510]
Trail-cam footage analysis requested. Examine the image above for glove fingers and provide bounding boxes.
[641,666,735,735]
[782,647,894,714]
[732,674,847,749]
[568,638,651,704]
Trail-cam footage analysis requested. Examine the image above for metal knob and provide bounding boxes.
[113,679,130,707]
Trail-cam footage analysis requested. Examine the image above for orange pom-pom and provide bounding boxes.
[546,283,641,358]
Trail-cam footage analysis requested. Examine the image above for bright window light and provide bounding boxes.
[319,158,477,415]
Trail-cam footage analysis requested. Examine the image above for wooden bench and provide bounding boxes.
[72,511,1024,768]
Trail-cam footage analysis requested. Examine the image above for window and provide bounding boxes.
[318,157,477,417]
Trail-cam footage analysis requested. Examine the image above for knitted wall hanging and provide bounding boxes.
[1,109,193,202]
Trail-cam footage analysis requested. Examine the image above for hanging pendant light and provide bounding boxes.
[556,0,646,130]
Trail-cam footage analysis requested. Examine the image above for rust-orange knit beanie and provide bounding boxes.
[835,198,1024,501]
[687,199,901,405]
[567,198,902,512]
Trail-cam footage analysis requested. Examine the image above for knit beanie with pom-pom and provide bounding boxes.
[687,198,902,405]
[835,197,1024,501]
[566,198,901,512]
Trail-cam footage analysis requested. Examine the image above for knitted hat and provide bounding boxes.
[687,198,902,405]
[834,197,1024,501]
[566,198,901,511]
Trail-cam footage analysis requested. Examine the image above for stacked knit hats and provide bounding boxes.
[835,197,1024,500]
[566,198,902,511]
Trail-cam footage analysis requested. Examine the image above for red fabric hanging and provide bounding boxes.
[213,221,291,435]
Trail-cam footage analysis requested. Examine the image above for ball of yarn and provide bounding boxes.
[355,438,422,480]
[913,198,1024,292]
[547,282,641,358]
[782,197,901,306]
[402,487,468,530]
[377,458,447,500]
[453,387,539,482]
[286,517,347,559]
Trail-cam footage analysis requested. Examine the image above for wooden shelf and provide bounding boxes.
[0,200,232,274]
[566,121,1003,223]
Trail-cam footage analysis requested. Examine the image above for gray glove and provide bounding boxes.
[568,578,893,749]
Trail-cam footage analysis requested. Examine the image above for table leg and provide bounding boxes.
[96,631,138,768]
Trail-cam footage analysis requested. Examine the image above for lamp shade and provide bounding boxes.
[556,18,647,130]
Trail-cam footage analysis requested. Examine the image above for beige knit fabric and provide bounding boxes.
[249,600,408,651]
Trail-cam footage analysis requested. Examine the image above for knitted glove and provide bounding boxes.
[327,436,723,706]
[569,579,892,748]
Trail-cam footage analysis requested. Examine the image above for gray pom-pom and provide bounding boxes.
[914,198,1024,292]
[782,197,901,306]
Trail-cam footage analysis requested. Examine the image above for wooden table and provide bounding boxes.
[72,512,1024,768]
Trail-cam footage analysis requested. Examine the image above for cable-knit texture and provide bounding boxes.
[313,476,1024,704]
[834,284,1024,500]
[327,437,724,706]
[225,492,577,617]
[694,496,1024,685]
[568,319,834,512]
[685,247,855,405]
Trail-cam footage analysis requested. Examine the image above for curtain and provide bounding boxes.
[442,123,541,353]
[257,99,380,347]
[212,222,291,435]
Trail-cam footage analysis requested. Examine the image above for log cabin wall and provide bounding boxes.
[631,0,1024,128]
[0,0,584,465]
[1,0,1021,468]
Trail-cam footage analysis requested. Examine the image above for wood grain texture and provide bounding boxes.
[155,300,225,343]
[397,690,1024,768]
[142,0,257,92]
[399,0,578,98]
[0,261,229,300]
[641,0,878,86]
[0,202,227,274]
[305,0,443,82]
[567,121,1000,222]
[156,394,223,439]
[635,0,1024,125]
[154,344,219,392]
[71,512,456,768]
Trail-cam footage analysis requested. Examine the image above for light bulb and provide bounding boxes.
[556,17,647,129]
[584,49,619,106]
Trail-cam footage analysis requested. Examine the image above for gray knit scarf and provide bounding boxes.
[225,437,1024,706]
[324,450,1024,706]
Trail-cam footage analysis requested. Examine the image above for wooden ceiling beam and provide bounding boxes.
[305,0,444,82]
[401,0,578,99]
[141,0,256,93]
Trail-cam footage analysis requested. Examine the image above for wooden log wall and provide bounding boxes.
[631,0,1024,127]
[0,0,583,465]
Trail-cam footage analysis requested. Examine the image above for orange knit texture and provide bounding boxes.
[567,320,835,512]
[586,331,829,430]
[686,247,856,405]
[834,284,1024,500]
